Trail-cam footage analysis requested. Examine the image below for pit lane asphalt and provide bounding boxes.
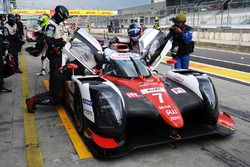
[192,48,250,73]
[0,43,249,167]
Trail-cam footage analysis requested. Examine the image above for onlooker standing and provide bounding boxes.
[0,36,12,94]
[2,14,23,73]
[15,14,24,54]
[0,14,7,30]
[166,13,194,69]
[153,16,160,30]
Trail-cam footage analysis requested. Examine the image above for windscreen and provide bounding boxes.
[103,56,151,78]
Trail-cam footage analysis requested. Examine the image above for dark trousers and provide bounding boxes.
[35,52,65,105]
[10,43,19,68]
[0,40,4,87]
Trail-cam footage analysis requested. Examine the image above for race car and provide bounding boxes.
[62,28,236,158]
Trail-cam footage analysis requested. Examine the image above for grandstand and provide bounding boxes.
[115,0,250,29]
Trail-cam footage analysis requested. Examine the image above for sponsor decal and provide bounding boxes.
[171,87,186,94]
[46,26,55,37]
[126,92,140,98]
[141,87,166,94]
[170,116,181,121]
[159,105,175,110]
[173,75,184,83]
[80,53,91,62]
[165,109,178,115]
[138,82,158,87]
[111,55,130,60]
[41,99,50,104]
[12,9,117,16]
[84,109,93,116]
[82,98,93,106]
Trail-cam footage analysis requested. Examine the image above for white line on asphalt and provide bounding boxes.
[191,54,250,67]
[195,47,250,56]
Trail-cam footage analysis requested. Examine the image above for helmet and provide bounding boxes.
[15,13,21,21]
[53,5,69,24]
[175,12,186,22]
[155,16,159,23]
[38,14,50,28]
[7,14,16,26]
[128,22,141,38]
[0,14,6,22]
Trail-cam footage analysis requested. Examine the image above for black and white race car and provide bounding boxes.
[62,28,236,158]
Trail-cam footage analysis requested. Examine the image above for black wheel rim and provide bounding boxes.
[74,88,84,134]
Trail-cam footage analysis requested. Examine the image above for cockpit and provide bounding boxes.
[103,48,151,78]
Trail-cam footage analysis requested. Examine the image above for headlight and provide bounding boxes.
[96,91,123,128]
[199,74,217,111]
[201,80,216,110]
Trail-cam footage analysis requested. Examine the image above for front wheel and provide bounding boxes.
[73,86,84,135]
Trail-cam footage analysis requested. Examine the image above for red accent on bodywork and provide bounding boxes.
[166,58,176,65]
[67,63,78,70]
[111,43,129,52]
[218,112,236,127]
[102,74,184,128]
[97,40,104,46]
[88,128,118,149]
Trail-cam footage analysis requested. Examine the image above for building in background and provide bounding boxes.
[0,0,16,13]
[9,0,16,9]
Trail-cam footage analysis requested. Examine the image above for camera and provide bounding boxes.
[169,17,179,33]
[169,17,177,24]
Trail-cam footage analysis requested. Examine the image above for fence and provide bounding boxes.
[56,1,250,30]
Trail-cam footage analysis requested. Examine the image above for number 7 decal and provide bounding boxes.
[152,93,164,103]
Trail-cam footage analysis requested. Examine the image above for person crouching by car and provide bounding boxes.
[166,12,194,69]
[2,14,23,73]
[26,5,69,113]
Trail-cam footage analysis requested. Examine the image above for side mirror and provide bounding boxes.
[67,63,78,76]
[67,63,78,70]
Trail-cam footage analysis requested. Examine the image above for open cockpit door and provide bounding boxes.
[63,28,104,74]
[139,28,172,69]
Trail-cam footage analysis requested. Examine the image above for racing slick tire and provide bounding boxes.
[73,85,85,135]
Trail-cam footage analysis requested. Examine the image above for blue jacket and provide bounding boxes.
[167,25,194,56]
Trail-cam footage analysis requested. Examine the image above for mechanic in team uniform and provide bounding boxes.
[26,5,69,113]
[36,14,51,76]
[166,12,194,69]
[15,14,25,54]
[2,14,23,73]
[153,16,160,30]
[0,14,7,31]
[0,36,12,93]
[25,14,50,75]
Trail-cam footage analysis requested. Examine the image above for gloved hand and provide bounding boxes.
[52,47,62,55]
[171,52,177,59]
[58,65,68,74]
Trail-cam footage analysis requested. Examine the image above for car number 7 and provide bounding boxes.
[152,93,164,103]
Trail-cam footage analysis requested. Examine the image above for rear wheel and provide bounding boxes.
[73,86,84,135]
